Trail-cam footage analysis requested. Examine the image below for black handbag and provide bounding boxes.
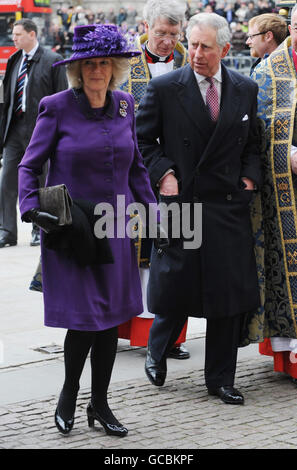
[38,184,72,226]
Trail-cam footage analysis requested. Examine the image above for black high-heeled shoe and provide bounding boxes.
[54,408,74,435]
[86,402,128,437]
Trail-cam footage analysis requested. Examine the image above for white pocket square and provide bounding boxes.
[242,114,249,121]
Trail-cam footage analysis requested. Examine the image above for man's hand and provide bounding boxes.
[291,151,297,174]
[241,177,255,190]
[159,173,179,196]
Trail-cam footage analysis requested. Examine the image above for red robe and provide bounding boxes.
[259,339,297,379]
[118,318,187,347]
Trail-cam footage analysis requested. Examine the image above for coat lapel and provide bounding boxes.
[172,64,242,168]
[10,53,21,98]
[6,53,22,136]
[197,64,242,168]
[173,64,214,138]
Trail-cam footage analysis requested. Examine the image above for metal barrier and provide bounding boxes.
[222,51,257,76]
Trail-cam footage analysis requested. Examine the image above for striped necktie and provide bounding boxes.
[206,77,219,122]
[15,54,29,116]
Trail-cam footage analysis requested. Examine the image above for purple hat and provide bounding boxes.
[53,24,141,67]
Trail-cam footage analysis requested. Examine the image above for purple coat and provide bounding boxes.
[18,88,157,331]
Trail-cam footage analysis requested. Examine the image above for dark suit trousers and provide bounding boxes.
[0,116,46,239]
[148,312,243,389]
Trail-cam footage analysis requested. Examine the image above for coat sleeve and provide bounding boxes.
[127,94,158,208]
[18,96,59,218]
[136,80,177,189]
[239,80,262,188]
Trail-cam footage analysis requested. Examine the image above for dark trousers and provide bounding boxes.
[148,312,243,389]
[0,116,46,239]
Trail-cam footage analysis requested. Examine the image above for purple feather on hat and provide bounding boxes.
[53,24,141,67]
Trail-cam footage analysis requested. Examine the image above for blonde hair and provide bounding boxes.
[249,13,287,46]
[66,57,130,90]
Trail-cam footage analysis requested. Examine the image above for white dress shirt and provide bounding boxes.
[18,42,39,112]
[193,66,222,107]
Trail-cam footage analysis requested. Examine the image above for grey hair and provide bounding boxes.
[66,57,130,91]
[186,13,231,48]
[291,4,297,21]
[143,0,186,28]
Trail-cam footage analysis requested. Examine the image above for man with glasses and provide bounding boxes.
[251,6,297,383]
[119,0,190,360]
[246,13,287,72]
[122,0,188,109]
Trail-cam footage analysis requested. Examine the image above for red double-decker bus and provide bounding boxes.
[0,0,52,77]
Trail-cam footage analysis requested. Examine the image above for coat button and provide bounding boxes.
[226,194,232,201]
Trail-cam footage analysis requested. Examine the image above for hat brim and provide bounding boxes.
[53,50,141,67]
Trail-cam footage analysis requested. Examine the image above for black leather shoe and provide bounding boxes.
[30,228,40,246]
[0,231,17,248]
[208,386,244,405]
[167,344,190,360]
[145,348,167,386]
[54,408,74,435]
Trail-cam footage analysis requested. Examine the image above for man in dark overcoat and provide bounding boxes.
[0,18,67,248]
[136,12,262,404]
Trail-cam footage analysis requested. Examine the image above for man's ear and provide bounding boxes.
[221,42,231,59]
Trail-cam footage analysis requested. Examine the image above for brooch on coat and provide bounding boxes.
[119,100,128,117]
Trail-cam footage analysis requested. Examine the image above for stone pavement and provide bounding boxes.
[0,355,297,450]
[1,215,297,451]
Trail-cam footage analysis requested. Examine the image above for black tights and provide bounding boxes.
[57,327,118,423]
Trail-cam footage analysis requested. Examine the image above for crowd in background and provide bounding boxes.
[47,0,277,57]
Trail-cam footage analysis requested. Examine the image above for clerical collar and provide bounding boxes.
[145,44,174,64]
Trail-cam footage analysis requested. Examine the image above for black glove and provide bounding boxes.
[154,223,170,254]
[24,208,60,233]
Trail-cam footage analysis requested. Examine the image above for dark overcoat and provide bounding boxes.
[0,46,68,150]
[136,63,262,319]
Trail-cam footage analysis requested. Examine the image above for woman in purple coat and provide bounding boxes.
[18,24,157,437]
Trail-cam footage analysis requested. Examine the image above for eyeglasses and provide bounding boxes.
[247,31,268,40]
[152,31,180,41]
